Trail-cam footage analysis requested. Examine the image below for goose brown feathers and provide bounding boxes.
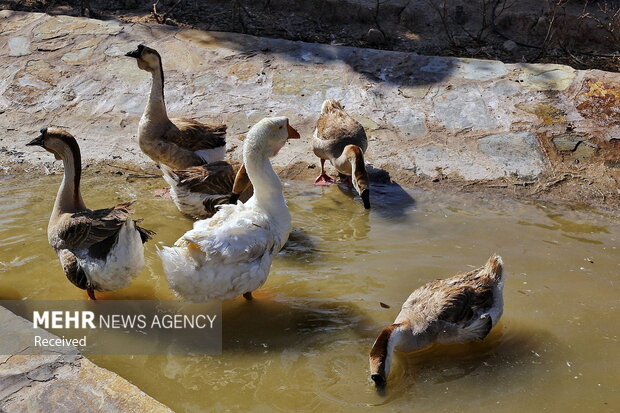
[163,160,253,218]
[125,44,228,169]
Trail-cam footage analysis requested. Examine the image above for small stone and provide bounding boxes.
[8,37,30,56]
[434,84,498,131]
[517,64,576,91]
[572,141,598,160]
[478,132,545,179]
[366,28,385,46]
[62,91,76,101]
[552,134,583,152]
[456,59,507,81]
[503,40,518,52]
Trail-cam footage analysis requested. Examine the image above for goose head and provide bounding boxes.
[125,44,162,74]
[244,116,300,158]
[369,323,401,387]
[27,127,80,161]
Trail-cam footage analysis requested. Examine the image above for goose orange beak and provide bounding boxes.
[287,123,300,139]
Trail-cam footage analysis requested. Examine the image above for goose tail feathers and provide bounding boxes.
[480,254,503,282]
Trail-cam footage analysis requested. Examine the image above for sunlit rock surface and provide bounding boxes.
[0,10,617,184]
[0,306,172,412]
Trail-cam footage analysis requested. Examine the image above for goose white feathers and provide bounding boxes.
[26,127,154,299]
[369,254,505,386]
[158,117,300,301]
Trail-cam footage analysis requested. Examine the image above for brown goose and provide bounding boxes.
[369,255,505,387]
[161,160,253,219]
[312,99,371,209]
[27,127,154,300]
[125,44,252,217]
[125,44,227,169]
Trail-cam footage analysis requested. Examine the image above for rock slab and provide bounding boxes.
[0,10,617,185]
[0,306,172,413]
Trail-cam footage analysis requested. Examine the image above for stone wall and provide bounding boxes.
[1,10,618,206]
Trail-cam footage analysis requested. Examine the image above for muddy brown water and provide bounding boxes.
[0,172,618,412]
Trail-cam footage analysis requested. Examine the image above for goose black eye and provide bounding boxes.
[279,126,283,129]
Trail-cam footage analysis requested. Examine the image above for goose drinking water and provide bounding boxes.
[369,255,505,386]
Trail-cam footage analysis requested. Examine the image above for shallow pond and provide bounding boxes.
[0,171,618,412]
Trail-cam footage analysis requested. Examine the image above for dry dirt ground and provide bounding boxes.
[3,0,620,71]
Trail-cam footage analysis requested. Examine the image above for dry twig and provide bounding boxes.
[152,0,184,24]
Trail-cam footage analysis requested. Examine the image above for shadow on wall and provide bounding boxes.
[175,27,457,89]
[2,2,458,86]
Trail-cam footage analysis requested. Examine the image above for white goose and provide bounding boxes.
[158,117,300,301]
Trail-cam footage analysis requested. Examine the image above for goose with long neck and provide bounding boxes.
[369,255,505,387]
[126,44,252,218]
[312,99,371,209]
[27,127,154,300]
[126,44,227,168]
[158,117,300,301]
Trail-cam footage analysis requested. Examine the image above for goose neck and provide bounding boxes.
[52,145,86,217]
[243,148,285,211]
[144,65,168,122]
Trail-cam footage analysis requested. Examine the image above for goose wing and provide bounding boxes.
[316,106,366,146]
[167,118,227,151]
[181,205,279,265]
[400,270,495,325]
[434,282,495,325]
[172,161,236,194]
[53,202,134,252]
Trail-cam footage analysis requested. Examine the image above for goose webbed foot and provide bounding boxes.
[314,173,336,186]
[243,292,253,301]
[153,188,172,199]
